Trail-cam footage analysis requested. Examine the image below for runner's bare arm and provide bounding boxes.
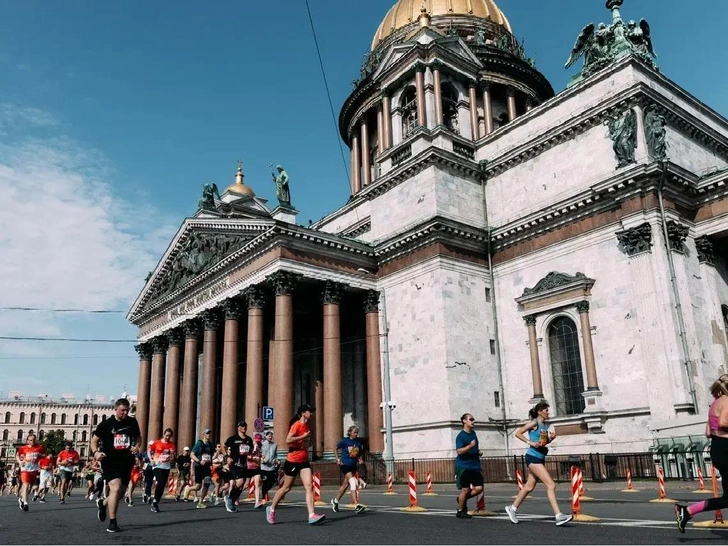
[514,420,539,447]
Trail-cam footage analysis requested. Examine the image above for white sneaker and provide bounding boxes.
[505,505,519,524]
[555,513,573,526]
[359,480,367,489]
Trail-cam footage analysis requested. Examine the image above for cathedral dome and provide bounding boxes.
[371,0,512,50]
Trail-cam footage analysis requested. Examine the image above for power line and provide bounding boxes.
[0,307,125,314]
[304,0,350,183]
[0,336,135,343]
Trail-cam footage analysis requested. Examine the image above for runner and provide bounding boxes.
[260,430,279,505]
[265,405,325,525]
[174,446,192,501]
[148,428,176,512]
[141,441,154,504]
[331,425,366,513]
[223,421,254,513]
[454,413,484,519]
[675,375,728,532]
[210,443,226,505]
[248,433,264,508]
[16,432,46,511]
[189,428,215,508]
[57,441,81,504]
[0,459,6,496]
[84,460,97,500]
[125,457,142,506]
[90,397,142,533]
[505,402,573,526]
[36,450,56,503]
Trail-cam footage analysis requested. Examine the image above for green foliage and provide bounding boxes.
[39,429,66,456]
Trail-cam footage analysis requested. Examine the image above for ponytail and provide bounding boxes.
[528,401,550,420]
[288,413,301,428]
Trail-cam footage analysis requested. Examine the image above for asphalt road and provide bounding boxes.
[2,481,727,544]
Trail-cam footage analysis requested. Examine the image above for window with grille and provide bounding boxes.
[549,316,585,416]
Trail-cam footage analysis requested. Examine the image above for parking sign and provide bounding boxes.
[262,406,274,420]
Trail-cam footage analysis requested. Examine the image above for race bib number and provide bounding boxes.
[201,454,211,463]
[160,451,170,462]
[239,444,250,455]
[113,434,131,450]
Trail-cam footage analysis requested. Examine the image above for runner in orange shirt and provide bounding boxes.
[16,432,46,512]
[149,428,176,513]
[35,451,56,503]
[265,404,325,525]
[57,441,80,504]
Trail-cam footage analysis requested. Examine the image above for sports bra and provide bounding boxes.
[708,399,728,431]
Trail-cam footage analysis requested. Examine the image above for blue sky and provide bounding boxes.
[0,0,726,399]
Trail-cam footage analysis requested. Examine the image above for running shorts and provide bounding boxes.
[101,458,134,487]
[525,454,546,466]
[455,468,484,489]
[340,464,358,476]
[282,460,311,477]
[60,470,74,481]
[194,464,211,484]
[21,471,38,485]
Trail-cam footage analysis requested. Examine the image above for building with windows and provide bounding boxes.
[129,0,728,459]
[0,395,118,463]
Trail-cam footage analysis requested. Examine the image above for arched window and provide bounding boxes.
[40,413,46,424]
[30,412,36,424]
[93,414,99,426]
[441,82,460,134]
[83,415,89,426]
[722,305,728,342]
[61,413,67,425]
[74,414,79,425]
[102,414,107,422]
[51,413,57,425]
[2,429,8,441]
[72,431,77,441]
[17,429,24,441]
[549,316,586,416]
[38,430,44,439]
[80,447,86,457]
[401,86,417,138]
[81,431,87,442]
[3,412,9,423]
[19,412,25,424]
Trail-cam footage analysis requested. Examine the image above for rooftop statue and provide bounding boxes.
[198,183,220,211]
[565,0,657,82]
[270,164,292,208]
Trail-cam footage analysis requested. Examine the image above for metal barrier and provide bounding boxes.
[310,451,714,487]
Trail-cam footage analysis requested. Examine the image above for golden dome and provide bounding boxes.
[224,162,255,197]
[371,0,512,50]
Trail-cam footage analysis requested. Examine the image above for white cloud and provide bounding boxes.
[0,104,177,360]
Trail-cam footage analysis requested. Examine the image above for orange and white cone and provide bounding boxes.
[401,470,426,512]
[424,472,437,496]
[693,466,712,494]
[313,472,326,506]
[383,472,397,495]
[621,468,639,492]
[649,466,675,503]
[468,486,496,517]
[571,466,599,521]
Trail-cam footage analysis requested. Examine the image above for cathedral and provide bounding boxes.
[128,0,728,461]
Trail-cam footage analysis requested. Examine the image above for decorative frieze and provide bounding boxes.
[364,290,380,313]
[616,223,652,256]
[135,342,153,360]
[522,272,589,297]
[453,142,475,160]
[665,221,689,252]
[267,271,299,296]
[695,236,715,265]
[322,280,344,305]
[391,145,412,165]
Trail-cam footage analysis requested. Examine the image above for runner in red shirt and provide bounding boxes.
[16,433,46,511]
[57,441,80,504]
[265,404,325,525]
[36,452,56,503]
[149,428,176,513]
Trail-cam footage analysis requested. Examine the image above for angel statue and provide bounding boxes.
[565,22,611,74]
[626,19,656,62]
[198,183,220,211]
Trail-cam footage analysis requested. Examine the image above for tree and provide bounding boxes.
[39,429,66,456]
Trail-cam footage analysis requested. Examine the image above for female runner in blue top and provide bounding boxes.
[505,401,573,526]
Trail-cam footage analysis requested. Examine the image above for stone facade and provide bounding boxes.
[130,2,728,460]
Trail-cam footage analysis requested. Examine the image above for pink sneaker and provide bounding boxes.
[266,506,276,524]
[308,513,326,525]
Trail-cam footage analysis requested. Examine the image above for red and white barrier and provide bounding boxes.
[424,472,437,495]
[468,486,496,517]
[384,472,396,495]
[570,465,599,521]
[313,472,326,506]
[693,465,728,528]
[621,468,639,492]
[166,476,176,498]
[516,469,524,492]
[649,466,675,503]
[400,470,426,512]
[693,466,711,494]
[242,479,255,502]
[577,468,593,500]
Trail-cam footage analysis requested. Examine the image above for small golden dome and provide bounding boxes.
[224,161,255,197]
[371,0,512,50]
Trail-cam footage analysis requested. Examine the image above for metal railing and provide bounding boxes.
[310,451,714,487]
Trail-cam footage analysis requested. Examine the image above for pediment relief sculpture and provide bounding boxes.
[522,272,591,297]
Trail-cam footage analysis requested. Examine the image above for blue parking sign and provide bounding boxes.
[262,406,274,420]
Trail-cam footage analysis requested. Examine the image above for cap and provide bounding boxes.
[183,446,190,451]
[203,428,212,434]
[237,421,247,427]
[148,441,154,445]
[298,404,315,413]
[254,433,263,440]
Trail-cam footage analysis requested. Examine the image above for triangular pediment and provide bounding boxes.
[128,217,275,319]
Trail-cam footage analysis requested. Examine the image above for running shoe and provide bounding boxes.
[308,513,326,525]
[455,509,472,519]
[224,496,236,513]
[142,493,148,504]
[22,502,29,512]
[150,502,160,513]
[89,493,95,501]
[60,499,65,505]
[354,504,366,514]
[39,498,46,503]
[254,501,266,509]
[505,505,519,524]
[675,504,690,534]
[359,480,367,489]
[106,521,121,533]
[266,505,276,524]
[96,498,107,522]
[126,498,134,507]
[330,498,339,512]
[18,498,23,511]
[196,501,207,509]
[555,513,573,526]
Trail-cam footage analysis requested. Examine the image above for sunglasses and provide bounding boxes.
[467,417,476,422]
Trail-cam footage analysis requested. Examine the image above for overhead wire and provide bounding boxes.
[304,0,350,183]
[0,306,125,313]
